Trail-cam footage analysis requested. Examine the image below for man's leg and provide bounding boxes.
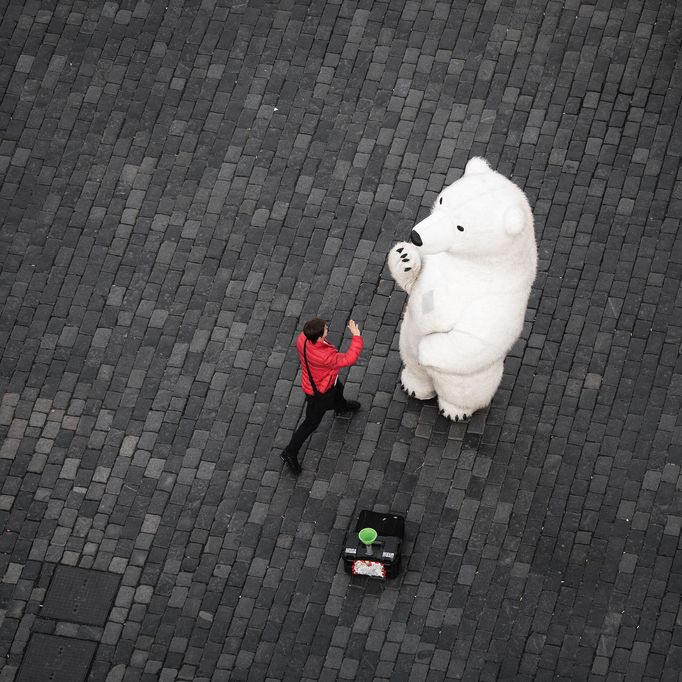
[332,381,360,415]
[282,395,326,472]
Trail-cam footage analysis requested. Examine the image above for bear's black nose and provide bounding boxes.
[410,230,423,246]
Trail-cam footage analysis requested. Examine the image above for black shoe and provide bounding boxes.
[280,449,301,474]
[335,400,361,415]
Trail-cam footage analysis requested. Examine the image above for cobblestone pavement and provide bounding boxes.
[1,0,681,680]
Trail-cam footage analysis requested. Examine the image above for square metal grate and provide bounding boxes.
[16,634,96,682]
[41,565,120,626]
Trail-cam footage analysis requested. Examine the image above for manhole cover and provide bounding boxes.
[16,633,96,682]
[41,565,120,626]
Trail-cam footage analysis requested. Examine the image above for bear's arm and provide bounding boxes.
[417,302,525,375]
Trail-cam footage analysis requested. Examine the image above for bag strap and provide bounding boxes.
[303,339,321,396]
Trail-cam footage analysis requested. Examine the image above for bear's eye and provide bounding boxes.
[457,225,464,232]
[439,197,443,205]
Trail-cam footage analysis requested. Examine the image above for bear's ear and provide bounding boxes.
[504,205,525,236]
[464,157,490,175]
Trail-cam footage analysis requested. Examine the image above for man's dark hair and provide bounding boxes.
[303,317,326,342]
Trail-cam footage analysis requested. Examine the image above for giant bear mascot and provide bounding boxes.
[387,157,537,421]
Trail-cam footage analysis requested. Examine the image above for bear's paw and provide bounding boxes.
[388,242,422,293]
[400,367,436,400]
[437,398,472,423]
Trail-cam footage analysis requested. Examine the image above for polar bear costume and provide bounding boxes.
[387,157,537,421]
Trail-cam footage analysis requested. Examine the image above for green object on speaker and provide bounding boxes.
[358,528,377,545]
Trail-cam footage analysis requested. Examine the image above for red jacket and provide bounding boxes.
[296,332,363,395]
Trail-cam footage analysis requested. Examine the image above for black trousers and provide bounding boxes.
[286,381,349,455]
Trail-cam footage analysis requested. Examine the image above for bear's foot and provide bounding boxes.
[437,398,473,423]
[400,367,436,400]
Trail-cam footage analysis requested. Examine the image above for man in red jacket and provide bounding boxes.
[280,316,363,474]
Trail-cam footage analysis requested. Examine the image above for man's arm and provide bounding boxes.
[322,320,363,369]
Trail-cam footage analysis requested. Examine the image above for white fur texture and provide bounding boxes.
[387,157,537,421]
